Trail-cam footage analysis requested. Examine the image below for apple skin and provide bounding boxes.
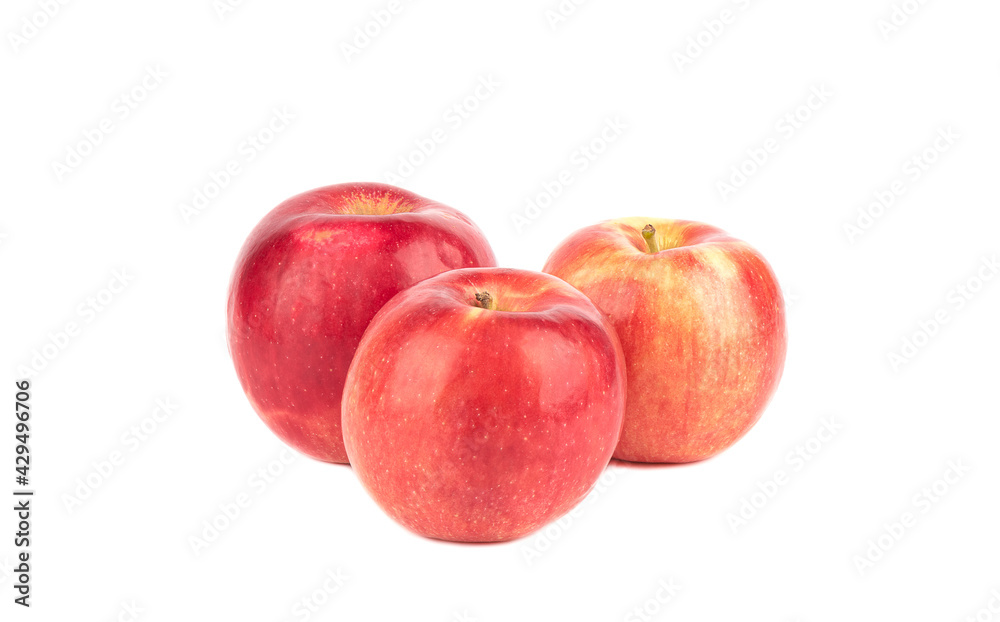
[227,183,496,464]
[342,268,626,542]
[543,218,786,463]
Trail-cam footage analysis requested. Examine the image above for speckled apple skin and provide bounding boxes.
[342,268,626,542]
[543,218,786,463]
[227,183,496,464]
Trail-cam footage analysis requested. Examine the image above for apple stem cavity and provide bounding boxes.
[474,291,496,311]
[641,224,659,253]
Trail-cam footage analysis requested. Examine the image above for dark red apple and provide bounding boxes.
[543,218,786,463]
[227,182,496,463]
[341,268,626,542]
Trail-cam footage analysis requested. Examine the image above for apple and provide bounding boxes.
[341,267,626,542]
[227,182,496,463]
[543,218,786,463]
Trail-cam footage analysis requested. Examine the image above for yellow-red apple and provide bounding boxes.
[543,218,786,463]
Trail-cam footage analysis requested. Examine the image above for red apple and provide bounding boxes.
[341,267,626,542]
[227,182,496,463]
[543,218,786,463]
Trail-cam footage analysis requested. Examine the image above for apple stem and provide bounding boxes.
[641,224,658,253]
[474,291,496,311]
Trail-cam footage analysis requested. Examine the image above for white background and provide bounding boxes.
[2,0,999,620]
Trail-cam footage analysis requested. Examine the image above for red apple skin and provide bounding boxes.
[543,218,786,463]
[227,183,496,464]
[341,268,626,542]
